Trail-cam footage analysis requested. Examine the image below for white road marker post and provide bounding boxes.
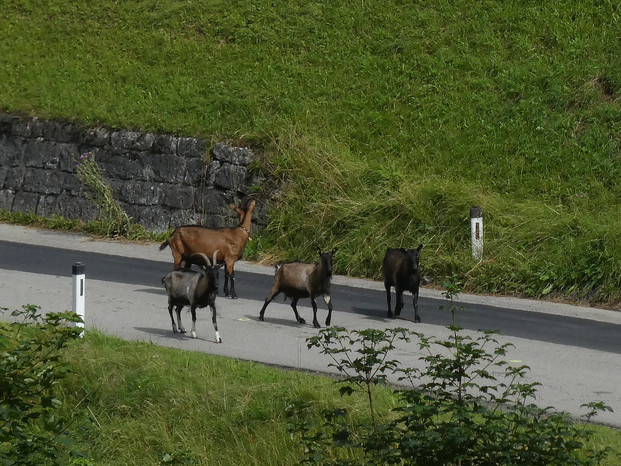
[470,206,483,261]
[72,262,85,336]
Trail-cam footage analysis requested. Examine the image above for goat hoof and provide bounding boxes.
[216,338,222,344]
[298,318,306,324]
[313,323,321,329]
[415,317,421,323]
[180,329,187,334]
[191,331,197,339]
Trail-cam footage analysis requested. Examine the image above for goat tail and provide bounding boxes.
[159,239,170,251]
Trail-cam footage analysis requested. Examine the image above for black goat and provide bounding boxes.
[259,248,337,328]
[161,251,224,342]
[381,245,423,322]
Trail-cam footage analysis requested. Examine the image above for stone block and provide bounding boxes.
[12,191,39,212]
[0,135,25,166]
[178,137,206,158]
[195,188,227,215]
[24,140,61,168]
[214,162,248,192]
[118,180,161,206]
[38,119,82,143]
[0,189,15,210]
[148,153,186,184]
[184,158,208,186]
[110,130,155,153]
[11,118,33,137]
[169,209,205,228]
[125,204,170,231]
[81,127,110,147]
[59,195,98,220]
[212,142,254,166]
[152,134,178,154]
[23,169,65,195]
[3,166,26,190]
[162,185,194,209]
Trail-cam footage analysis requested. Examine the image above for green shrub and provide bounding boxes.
[0,305,86,465]
[287,283,614,464]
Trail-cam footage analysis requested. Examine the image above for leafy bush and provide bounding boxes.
[287,284,614,465]
[0,305,86,465]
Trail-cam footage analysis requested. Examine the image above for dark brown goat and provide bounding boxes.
[259,248,337,328]
[381,245,423,322]
[160,200,256,298]
[161,251,223,342]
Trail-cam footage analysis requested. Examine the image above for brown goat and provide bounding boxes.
[259,248,337,328]
[160,199,256,299]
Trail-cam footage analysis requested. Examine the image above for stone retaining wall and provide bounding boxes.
[0,114,273,232]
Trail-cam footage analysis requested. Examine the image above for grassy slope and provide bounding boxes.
[0,0,619,305]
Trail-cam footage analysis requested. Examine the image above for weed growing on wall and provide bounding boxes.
[75,152,133,237]
[287,282,614,464]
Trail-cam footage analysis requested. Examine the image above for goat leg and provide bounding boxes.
[190,305,197,339]
[168,304,178,333]
[290,297,306,324]
[311,297,320,328]
[395,290,404,317]
[175,305,186,333]
[323,293,333,326]
[224,264,238,299]
[211,304,222,343]
[413,292,421,323]
[385,284,394,318]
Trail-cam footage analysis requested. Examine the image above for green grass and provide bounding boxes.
[60,331,397,465]
[1,0,619,306]
[56,331,620,465]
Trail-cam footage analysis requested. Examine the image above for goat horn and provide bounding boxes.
[188,252,210,267]
[212,250,219,266]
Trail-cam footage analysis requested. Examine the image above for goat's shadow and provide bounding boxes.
[136,288,167,296]
[244,314,315,329]
[351,306,419,324]
[133,326,219,344]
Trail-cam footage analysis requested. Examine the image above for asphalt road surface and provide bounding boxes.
[1,223,620,426]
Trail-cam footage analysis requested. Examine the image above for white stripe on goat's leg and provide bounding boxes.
[324,294,333,326]
[190,306,197,339]
[211,305,222,343]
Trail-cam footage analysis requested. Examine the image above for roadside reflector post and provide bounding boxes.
[72,262,85,336]
[470,206,483,261]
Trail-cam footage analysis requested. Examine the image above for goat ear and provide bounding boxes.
[417,244,423,251]
[229,204,237,210]
[317,248,322,254]
[331,247,338,254]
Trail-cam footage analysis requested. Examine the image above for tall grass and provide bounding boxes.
[1,0,619,305]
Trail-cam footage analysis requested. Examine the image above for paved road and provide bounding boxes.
[1,223,620,426]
